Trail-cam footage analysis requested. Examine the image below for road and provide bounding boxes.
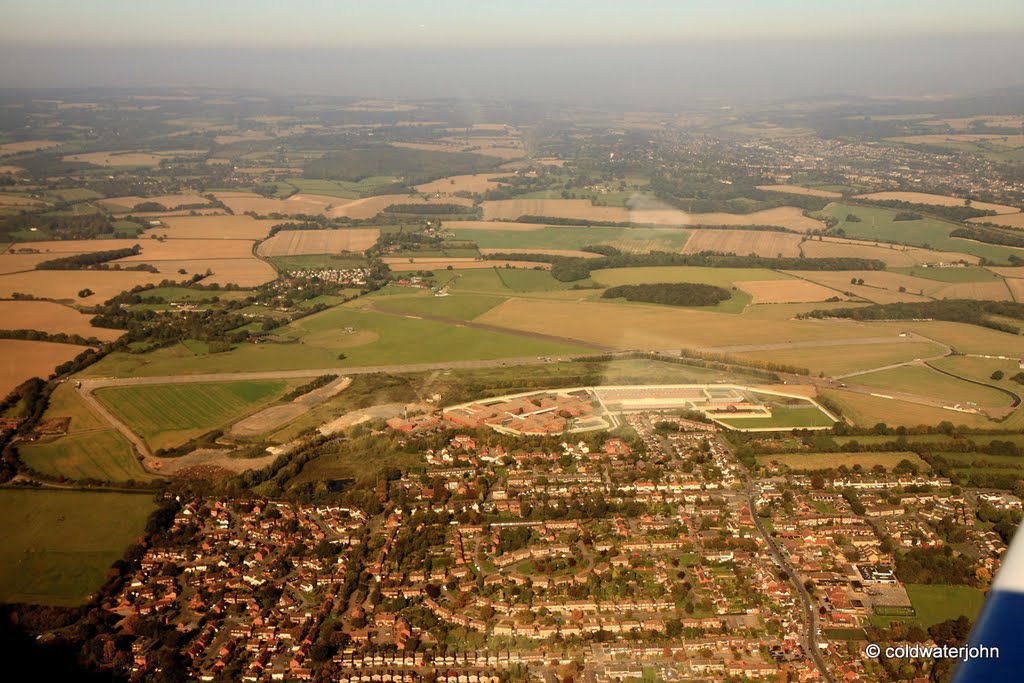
[75,354,606,463]
[730,448,836,683]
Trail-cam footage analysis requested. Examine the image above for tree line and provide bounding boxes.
[601,282,731,307]
[36,245,141,270]
[800,299,1024,335]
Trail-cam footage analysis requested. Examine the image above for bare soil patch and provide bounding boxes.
[230,376,352,437]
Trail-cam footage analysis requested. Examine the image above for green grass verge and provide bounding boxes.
[19,429,153,482]
[95,380,296,450]
[0,490,155,605]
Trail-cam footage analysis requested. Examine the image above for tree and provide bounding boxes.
[78,288,94,298]
[991,370,1005,381]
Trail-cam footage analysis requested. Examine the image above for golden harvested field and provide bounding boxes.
[140,258,276,286]
[325,194,473,219]
[757,451,930,471]
[0,252,55,274]
[0,301,122,341]
[535,158,567,167]
[871,320,1024,356]
[986,266,1024,279]
[414,174,510,194]
[9,238,254,261]
[756,184,843,198]
[392,138,525,159]
[213,132,274,145]
[0,193,45,207]
[98,193,212,211]
[441,220,545,231]
[146,215,280,240]
[800,237,977,266]
[0,139,60,156]
[736,279,841,304]
[476,298,895,350]
[121,238,256,260]
[682,229,803,257]
[479,248,602,259]
[733,341,945,376]
[63,150,203,167]
[925,115,1024,130]
[214,191,333,216]
[482,199,629,222]
[0,270,168,302]
[215,191,472,219]
[968,213,1024,229]
[0,339,84,397]
[791,270,1012,302]
[385,259,550,271]
[0,165,24,174]
[787,270,943,302]
[820,389,993,429]
[257,229,380,256]
[889,134,1024,148]
[855,191,1019,215]
[480,199,825,231]
[930,281,1013,301]
[1001,278,1024,301]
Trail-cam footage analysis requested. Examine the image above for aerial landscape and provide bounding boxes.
[2,2,1024,682]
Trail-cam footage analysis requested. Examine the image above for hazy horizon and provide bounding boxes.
[2,36,1023,107]
[1,2,1023,106]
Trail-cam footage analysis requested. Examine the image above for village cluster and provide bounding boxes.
[104,410,1017,683]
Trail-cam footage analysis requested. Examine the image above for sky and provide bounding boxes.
[2,0,1023,47]
[0,1,1022,102]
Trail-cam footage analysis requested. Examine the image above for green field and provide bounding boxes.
[0,490,155,605]
[448,226,690,252]
[141,287,252,302]
[515,189,635,207]
[371,292,507,320]
[852,365,1012,408]
[95,380,296,450]
[445,268,597,293]
[266,254,368,271]
[81,303,591,378]
[816,203,1024,263]
[590,266,792,288]
[714,404,836,430]
[930,355,1023,394]
[279,176,400,199]
[19,429,153,482]
[840,433,1024,447]
[870,584,988,628]
[756,451,929,471]
[733,341,945,377]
